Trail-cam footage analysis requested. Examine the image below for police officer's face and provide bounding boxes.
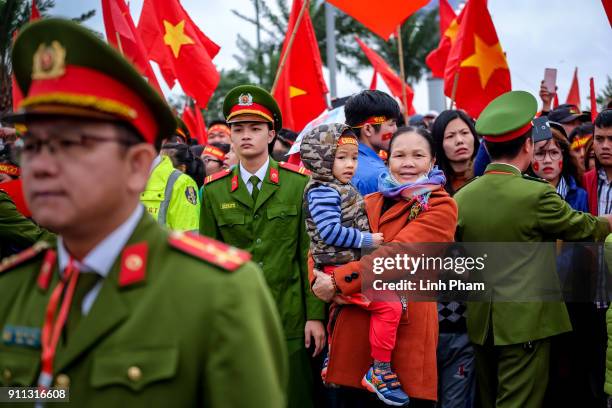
[230,122,275,160]
[19,118,155,235]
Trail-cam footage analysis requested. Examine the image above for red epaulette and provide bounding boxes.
[278,161,311,176]
[168,232,251,272]
[0,241,50,275]
[204,169,231,185]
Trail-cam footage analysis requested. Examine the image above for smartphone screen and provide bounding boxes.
[543,68,557,93]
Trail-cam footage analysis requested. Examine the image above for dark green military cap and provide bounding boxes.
[223,85,282,132]
[476,91,537,143]
[5,18,175,146]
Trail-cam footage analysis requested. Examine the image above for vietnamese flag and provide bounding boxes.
[273,0,328,131]
[102,0,162,94]
[566,67,581,108]
[137,0,220,107]
[425,0,459,79]
[31,0,40,21]
[356,36,415,115]
[444,0,511,118]
[182,104,207,145]
[326,0,430,40]
[590,77,597,122]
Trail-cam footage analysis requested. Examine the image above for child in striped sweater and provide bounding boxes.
[300,123,410,407]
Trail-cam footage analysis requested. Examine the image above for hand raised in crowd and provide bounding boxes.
[304,320,326,357]
[539,80,557,112]
[312,269,336,302]
[372,232,384,247]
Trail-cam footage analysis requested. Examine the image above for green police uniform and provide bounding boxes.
[141,155,199,231]
[454,91,610,408]
[200,85,325,408]
[0,191,54,258]
[1,19,287,407]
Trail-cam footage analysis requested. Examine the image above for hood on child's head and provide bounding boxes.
[300,123,355,182]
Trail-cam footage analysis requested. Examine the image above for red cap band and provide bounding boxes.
[483,122,533,143]
[227,102,274,123]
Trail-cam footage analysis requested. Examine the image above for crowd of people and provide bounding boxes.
[1,17,612,408]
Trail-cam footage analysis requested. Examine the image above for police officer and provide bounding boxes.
[454,91,612,408]
[0,19,286,407]
[200,85,325,408]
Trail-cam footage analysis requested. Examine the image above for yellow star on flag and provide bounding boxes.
[289,86,307,98]
[460,35,508,89]
[163,20,194,58]
[444,18,459,44]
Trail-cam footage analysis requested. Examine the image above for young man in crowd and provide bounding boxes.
[200,85,326,408]
[206,119,232,144]
[454,91,612,408]
[344,90,401,195]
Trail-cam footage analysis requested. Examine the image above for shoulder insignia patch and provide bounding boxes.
[185,186,198,205]
[522,174,549,184]
[168,232,251,271]
[204,169,231,185]
[0,241,50,275]
[279,161,311,176]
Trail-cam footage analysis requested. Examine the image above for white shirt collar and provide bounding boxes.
[57,205,144,277]
[239,157,269,189]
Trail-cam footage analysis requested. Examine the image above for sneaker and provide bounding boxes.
[361,365,410,407]
[321,349,329,383]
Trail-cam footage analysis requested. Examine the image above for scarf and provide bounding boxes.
[378,166,446,216]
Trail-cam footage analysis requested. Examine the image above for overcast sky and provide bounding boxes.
[51,0,612,114]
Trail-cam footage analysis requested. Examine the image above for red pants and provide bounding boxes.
[324,265,403,362]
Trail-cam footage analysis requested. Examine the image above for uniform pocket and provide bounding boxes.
[90,347,178,391]
[0,349,40,386]
[216,211,245,227]
[266,204,297,220]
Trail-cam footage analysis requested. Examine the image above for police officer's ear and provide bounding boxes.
[267,123,276,155]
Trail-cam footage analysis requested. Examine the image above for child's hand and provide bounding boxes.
[372,233,384,247]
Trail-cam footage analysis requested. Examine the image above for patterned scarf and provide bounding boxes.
[378,166,446,217]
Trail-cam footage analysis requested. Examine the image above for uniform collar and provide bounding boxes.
[57,205,144,277]
[239,156,269,185]
[486,162,522,176]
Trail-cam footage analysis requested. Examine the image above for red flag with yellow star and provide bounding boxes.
[425,0,459,79]
[137,0,220,107]
[273,0,328,131]
[444,0,511,118]
[356,36,416,115]
[566,67,581,108]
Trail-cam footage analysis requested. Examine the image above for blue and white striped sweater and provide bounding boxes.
[307,186,374,250]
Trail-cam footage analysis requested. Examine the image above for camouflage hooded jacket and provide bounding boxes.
[300,123,371,268]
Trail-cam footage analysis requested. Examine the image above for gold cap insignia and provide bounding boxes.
[238,93,253,106]
[32,41,66,80]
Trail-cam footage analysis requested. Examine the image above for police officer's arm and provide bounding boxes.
[204,262,288,408]
[0,193,54,248]
[537,187,610,241]
[199,186,221,239]
[167,175,200,232]
[299,198,326,321]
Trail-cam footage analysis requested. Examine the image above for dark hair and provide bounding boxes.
[583,136,595,171]
[161,143,205,187]
[344,90,401,138]
[431,110,480,194]
[568,123,594,142]
[389,126,435,157]
[210,142,231,154]
[208,119,228,128]
[485,131,532,161]
[594,109,612,129]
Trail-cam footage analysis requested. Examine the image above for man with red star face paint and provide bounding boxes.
[344,90,401,195]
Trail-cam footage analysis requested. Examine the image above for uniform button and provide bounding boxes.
[351,272,359,279]
[254,214,260,219]
[2,368,12,382]
[127,366,142,382]
[55,374,70,388]
[258,262,264,268]
[256,238,262,245]
[281,212,286,216]
[344,276,352,283]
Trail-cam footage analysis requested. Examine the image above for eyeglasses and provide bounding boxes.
[14,133,137,163]
[534,149,562,161]
[202,157,224,165]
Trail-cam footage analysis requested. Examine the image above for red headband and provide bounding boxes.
[570,135,592,150]
[0,163,20,176]
[337,136,358,146]
[208,124,230,136]
[203,145,226,161]
[352,116,388,129]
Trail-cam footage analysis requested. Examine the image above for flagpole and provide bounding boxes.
[397,25,409,124]
[271,0,310,94]
[325,3,338,99]
[450,71,459,109]
[115,32,125,56]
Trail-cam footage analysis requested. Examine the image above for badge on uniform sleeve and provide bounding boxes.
[185,186,198,205]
